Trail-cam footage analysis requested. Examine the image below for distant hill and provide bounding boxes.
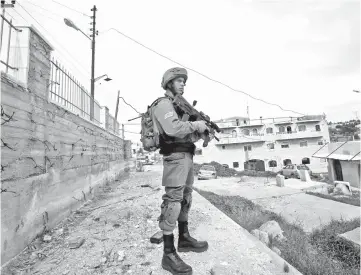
[328,119,360,142]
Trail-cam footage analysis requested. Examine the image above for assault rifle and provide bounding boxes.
[173,94,220,147]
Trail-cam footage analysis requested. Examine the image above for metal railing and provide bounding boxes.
[49,58,101,124]
[0,9,22,73]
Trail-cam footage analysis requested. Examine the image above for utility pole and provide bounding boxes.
[122,124,125,140]
[90,5,97,121]
[114,90,120,133]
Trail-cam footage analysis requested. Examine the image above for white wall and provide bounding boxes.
[341,161,360,188]
[195,136,328,172]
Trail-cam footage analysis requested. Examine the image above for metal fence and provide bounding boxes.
[49,58,101,124]
[0,9,22,73]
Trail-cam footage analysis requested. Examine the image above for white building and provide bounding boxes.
[313,141,360,188]
[194,115,330,173]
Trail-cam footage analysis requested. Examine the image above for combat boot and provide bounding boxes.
[162,234,193,275]
[178,221,208,253]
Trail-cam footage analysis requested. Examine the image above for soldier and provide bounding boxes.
[152,67,211,275]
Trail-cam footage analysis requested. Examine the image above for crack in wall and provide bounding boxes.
[1,138,17,151]
[1,106,17,125]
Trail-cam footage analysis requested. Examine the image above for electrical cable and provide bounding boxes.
[19,4,64,25]
[11,7,28,23]
[119,96,141,115]
[22,0,63,18]
[124,130,140,134]
[50,0,89,17]
[16,3,91,76]
[105,28,305,116]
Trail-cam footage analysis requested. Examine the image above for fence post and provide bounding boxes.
[5,19,12,73]
[0,9,5,54]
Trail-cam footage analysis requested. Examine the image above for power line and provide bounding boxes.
[11,7,28,22]
[50,0,89,17]
[106,28,305,116]
[119,96,141,114]
[16,3,91,76]
[19,4,64,25]
[23,0,63,18]
[124,130,140,134]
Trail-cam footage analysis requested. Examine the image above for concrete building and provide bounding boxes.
[194,115,330,173]
[313,141,361,188]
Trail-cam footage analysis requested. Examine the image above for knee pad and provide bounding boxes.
[158,201,181,232]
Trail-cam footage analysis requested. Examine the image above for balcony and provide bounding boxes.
[216,134,265,145]
[216,122,239,129]
[275,130,323,140]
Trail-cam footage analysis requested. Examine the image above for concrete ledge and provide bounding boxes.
[339,227,360,247]
[190,191,302,274]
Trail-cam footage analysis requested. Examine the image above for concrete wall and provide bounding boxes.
[1,27,131,265]
[340,161,360,188]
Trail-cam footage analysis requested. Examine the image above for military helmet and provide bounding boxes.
[161,67,188,90]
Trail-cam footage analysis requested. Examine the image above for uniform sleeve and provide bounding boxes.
[153,99,197,139]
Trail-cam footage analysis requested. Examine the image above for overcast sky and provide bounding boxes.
[7,0,360,142]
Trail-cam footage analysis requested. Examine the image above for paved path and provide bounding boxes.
[195,177,360,233]
[3,165,301,275]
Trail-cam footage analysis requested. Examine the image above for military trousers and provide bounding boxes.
[158,152,194,234]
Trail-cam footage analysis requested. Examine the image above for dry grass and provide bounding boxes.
[195,188,360,275]
[306,190,360,207]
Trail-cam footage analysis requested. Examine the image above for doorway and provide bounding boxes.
[333,159,343,181]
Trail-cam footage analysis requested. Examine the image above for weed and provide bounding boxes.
[306,191,360,207]
[195,188,360,275]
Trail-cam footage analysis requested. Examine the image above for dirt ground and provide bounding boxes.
[2,167,165,275]
[2,165,301,275]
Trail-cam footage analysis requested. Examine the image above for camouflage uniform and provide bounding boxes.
[152,68,209,275]
[153,89,200,233]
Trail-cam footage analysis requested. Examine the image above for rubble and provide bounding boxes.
[259,220,285,241]
[194,161,278,178]
[68,237,85,249]
[43,234,52,242]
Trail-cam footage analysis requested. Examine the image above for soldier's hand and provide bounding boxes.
[192,121,210,133]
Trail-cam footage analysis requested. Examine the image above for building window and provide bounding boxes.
[266,127,273,134]
[243,129,250,136]
[283,159,292,165]
[244,145,252,151]
[222,145,226,150]
[195,148,202,155]
[269,160,277,167]
[267,143,275,149]
[302,157,310,164]
[286,126,292,133]
[315,125,321,131]
[132,149,136,154]
[298,125,306,132]
[318,140,324,145]
[320,158,326,163]
[300,141,308,147]
[232,130,237,138]
[233,162,239,168]
[281,144,289,148]
[236,119,240,126]
[252,129,258,135]
[279,126,285,133]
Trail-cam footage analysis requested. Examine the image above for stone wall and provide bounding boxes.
[1,27,132,265]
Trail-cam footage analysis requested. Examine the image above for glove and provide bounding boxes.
[200,131,215,142]
[191,121,209,133]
